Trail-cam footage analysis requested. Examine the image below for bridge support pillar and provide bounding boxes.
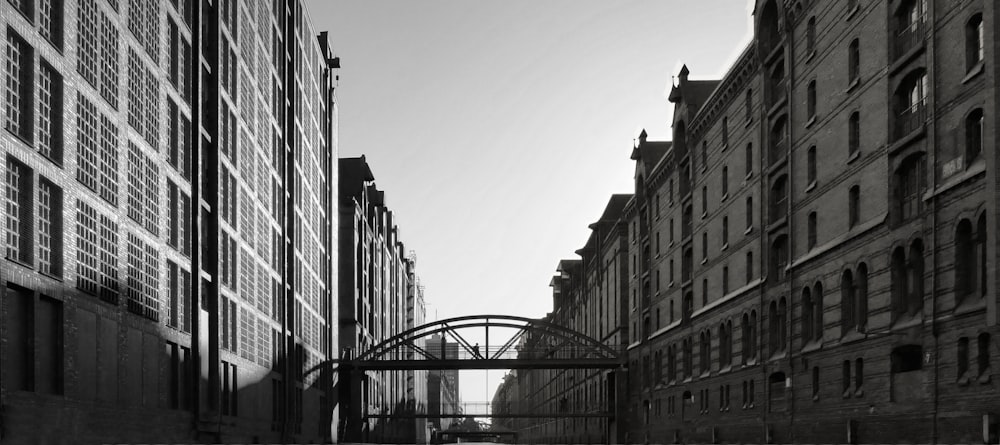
[338,364,365,443]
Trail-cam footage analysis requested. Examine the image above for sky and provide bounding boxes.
[304,0,754,405]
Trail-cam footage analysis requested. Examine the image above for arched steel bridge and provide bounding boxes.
[312,314,626,373]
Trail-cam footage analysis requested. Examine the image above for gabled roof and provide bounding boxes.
[632,140,672,175]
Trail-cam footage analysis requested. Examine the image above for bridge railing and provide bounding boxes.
[396,344,628,361]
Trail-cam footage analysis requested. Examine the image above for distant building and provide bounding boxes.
[1,0,339,443]
[426,334,461,432]
[490,371,519,432]
[338,156,426,443]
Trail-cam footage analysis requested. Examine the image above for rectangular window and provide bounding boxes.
[99,8,120,108]
[37,60,64,164]
[126,232,158,321]
[76,93,100,192]
[37,178,63,277]
[5,29,33,141]
[98,214,120,304]
[39,0,64,49]
[77,0,98,86]
[167,259,179,328]
[5,156,33,264]
[98,112,119,206]
[75,200,99,295]
[127,0,160,60]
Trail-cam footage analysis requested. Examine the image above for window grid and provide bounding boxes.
[4,157,30,262]
[98,214,120,304]
[5,29,32,140]
[99,9,120,108]
[37,178,61,276]
[39,0,63,48]
[75,200,100,295]
[126,232,159,321]
[77,0,98,87]
[98,113,119,206]
[76,93,100,192]
[37,61,63,163]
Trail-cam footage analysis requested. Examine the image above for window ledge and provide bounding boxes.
[768,351,787,362]
[846,150,860,164]
[840,329,867,345]
[745,117,753,128]
[805,116,817,129]
[801,340,823,353]
[744,225,753,235]
[721,193,729,202]
[701,211,708,219]
[805,181,816,193]
[979,371,992,384]
[962,62,984,84]
[854,388,864,398]
[953,298,987,317]
[805,50,817,64]
[924,160,985,202]
[701,258,708,265]
[39,270,64,282]
[745,171,754,181]
[842,390,852,399]
[845,5,860,21]
[888,124,926,156]
[5,257,34,270]
[721,243,729,252]
[668,280,675,288]
[957,374,971,387]
[845,77,861,93]
[890,315,923,331]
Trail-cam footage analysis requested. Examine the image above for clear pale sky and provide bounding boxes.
[305,0,753,405]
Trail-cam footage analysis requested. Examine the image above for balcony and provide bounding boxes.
[895,102,926,141]
[767,77,787,109]
[894,21,925,61]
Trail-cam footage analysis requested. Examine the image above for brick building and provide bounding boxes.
[338,155,428,443]
[1,0,340,443]
[501,0,1000,443]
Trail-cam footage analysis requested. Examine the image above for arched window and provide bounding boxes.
[700,330,711,374]
[807,146,817,184]
[978,333,991,377]
[768,62,787,108]
[746,196,754,229]
[977,215,987,299]
[848,39,860,82]
[856,263,869,330]
[746,143,754,175]
[801,287,814,344]
[683,337,694,378]
[893,153,927,224]
[675,120,688,158]
[768,301,779,355]
[749,310,759,359]
[768,371,787,412]
[770,116,788,162]
[955,219,976,304]
[701,141,708,170]
[770,234,788,284]
[849,111,860,155]
[849,185,860,227]
[770,176,788,224]
[891,246,909,321]
[746,89,754,122]
[778,298,788,351]
[907,239,925,316]
[807,211,818,249]
[807,80,817,118]
[841,269,856,336]
[966,108,984,163]
[746,250,754,284]
[759,0,781,54]
[682,247,693,283]
[966,14,984,71]
[806,17,817,54]
[682,291,693,322]
[722,165,729,196]
[893,69,928,139]
[894,0,927,59]
[811,282,824,343]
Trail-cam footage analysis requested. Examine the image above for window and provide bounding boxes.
[745,251,753,284]
[719,320,732,367]
[98,111,119,207]
[746,196,753,229]
[848,186,860,227]
[855,358,864,394]
[958,337,970,382]
[806,146,816,184]
[721,166,728,197]
[127,47,160,148]
[891,240,925,321]
[745,143,753,175]
[167,180,191,256]
[811,282,823,343]
[893,154,926,224]
[98,214,120,304]
[894,0,927,59]
[683,337,693,378]
[770,176,787,224]
[768,372,787,412]
[127,142,160,235]
[841,269,856,335]
[28,60,59,162]
[802,287,814,344]
[770,117,787,162]
[768,298,787,355]
[849,112,860,155]
[966,14,984,71]
[128,0,161,60]
[742,310,758,363]
[5,29,33,141]
[856,264,869,330]
[770,235,788,284]
[701,141,708,170]
[806,80,817,119]
[978,333,991,378]
[807,211,817,249]
[37,178,63,277]
[700,330,711,374]
[894,70,928,139]
[806,17,816,54]
[745,89,753,122]
[848,39,860,83]
[842,360,852,395]
[955,219,976,303]
[722,117,729,148]
[126,232,159,321]
[702,278,709,306]
[75,199,100,295]
[167,99,192,179]
[98,9,120,108]
[702,232,708,260]
[966,108,984,163]
[722,216,729,246]
[8,0,32,18]
[39,0,65,49]
[701,186,708,215]
[5,156,33,264]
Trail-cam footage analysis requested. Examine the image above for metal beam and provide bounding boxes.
[350,357,623,370]
[364,413,614,419]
